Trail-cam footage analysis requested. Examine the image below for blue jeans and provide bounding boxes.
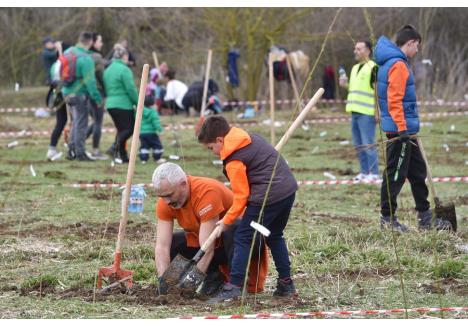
[230,193,295,287]
[351,112,378,175]
[86,99,104,149]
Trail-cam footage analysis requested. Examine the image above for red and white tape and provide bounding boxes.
[172,306,468,319]
[63,177,467,189]
[2,98,467,113]
[1,111,466,139]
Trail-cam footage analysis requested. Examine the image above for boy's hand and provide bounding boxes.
[215,219,228,236]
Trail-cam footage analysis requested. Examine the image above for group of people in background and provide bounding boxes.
[41,31,223,164]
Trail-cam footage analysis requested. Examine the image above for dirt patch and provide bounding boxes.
[52,284,315,312]
[0,171,11,177]
[88,192,113,200]
[0,220,155,240]
[20,279,56,296]
[44,171,67,179]
[307,212,370,226]
[419,278,468,296]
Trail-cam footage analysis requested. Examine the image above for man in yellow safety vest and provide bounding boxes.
[339,40,379,183]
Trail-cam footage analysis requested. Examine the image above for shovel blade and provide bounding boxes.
[435,201,457,232]
[160,254,192,288]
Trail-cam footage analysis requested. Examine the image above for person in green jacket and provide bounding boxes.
[62,31,103,161]
[139,95,165,164]
[103,44,139,163]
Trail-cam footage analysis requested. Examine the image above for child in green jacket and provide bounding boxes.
[139,95,165,164]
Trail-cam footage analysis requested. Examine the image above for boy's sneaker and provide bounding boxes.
[156,158,167,164]
[46,148,62,161]
[380,215,409,233]
[364,173,380,183]
[353,173,366,182]
[206,283,241,304]
[91,149,108,161]
[273,277,298,297]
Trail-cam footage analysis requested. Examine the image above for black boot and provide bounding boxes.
[199,271,225,297]
[273,277,297,297]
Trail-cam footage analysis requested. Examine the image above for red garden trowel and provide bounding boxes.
[159,225,222,296]
[97,64,150,290]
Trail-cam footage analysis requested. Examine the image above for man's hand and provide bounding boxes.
[398,130,410,143]
[215,218,229,236]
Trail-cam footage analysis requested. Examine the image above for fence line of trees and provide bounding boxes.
[0,7,466,100]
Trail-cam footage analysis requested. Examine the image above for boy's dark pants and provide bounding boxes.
[139,133,163,161]
[230,193,295,287]
[380,135,430,217]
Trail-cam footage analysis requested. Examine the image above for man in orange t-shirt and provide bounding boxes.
[152,162,233,296]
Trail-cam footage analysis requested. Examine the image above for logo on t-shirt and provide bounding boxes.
[198,203,213,217]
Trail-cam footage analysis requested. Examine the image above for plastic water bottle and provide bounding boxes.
[126,185,146,213]
[338,65,348,87]
[338,65,346,79]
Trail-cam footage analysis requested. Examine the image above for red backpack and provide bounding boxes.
[58,49,83,86]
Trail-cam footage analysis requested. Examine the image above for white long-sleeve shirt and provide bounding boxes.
[164,79,188,108]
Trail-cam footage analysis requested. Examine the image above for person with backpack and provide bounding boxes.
[103,44,139,164]
[86,33,108,160]
[61,31,103,161]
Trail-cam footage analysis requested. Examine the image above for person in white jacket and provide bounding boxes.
[163,69,188,115]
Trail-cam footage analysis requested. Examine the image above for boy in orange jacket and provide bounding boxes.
[198,116,298,303]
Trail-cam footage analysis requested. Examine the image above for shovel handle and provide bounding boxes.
[116,64,150,254]
[275,88,324,152]
[416,137,439,206]
[192,225,221,263]
[200,49,213,117]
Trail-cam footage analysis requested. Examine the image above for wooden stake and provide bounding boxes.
[152,51,160,69]
[116,64,150,254]
[285,55,301,109]
[268,53,275,144]
[200,49,213,117]
[275,88,324,152]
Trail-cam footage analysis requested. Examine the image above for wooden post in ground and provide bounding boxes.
[286,55,301,109]
[200,49,213,117]
[268,53,275,144]
[152,51,160,69]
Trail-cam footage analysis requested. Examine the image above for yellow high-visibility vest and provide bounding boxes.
[345,60,376,116]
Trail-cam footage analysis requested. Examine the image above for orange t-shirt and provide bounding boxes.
[156,176,233,247]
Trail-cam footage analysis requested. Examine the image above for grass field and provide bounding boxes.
[0,95,467,319]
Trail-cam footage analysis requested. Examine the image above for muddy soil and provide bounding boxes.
[49,283,315,313]
[44,171,67,179]
[20,279,57,296]
[419,278,468,296]
[0,220,155,240]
